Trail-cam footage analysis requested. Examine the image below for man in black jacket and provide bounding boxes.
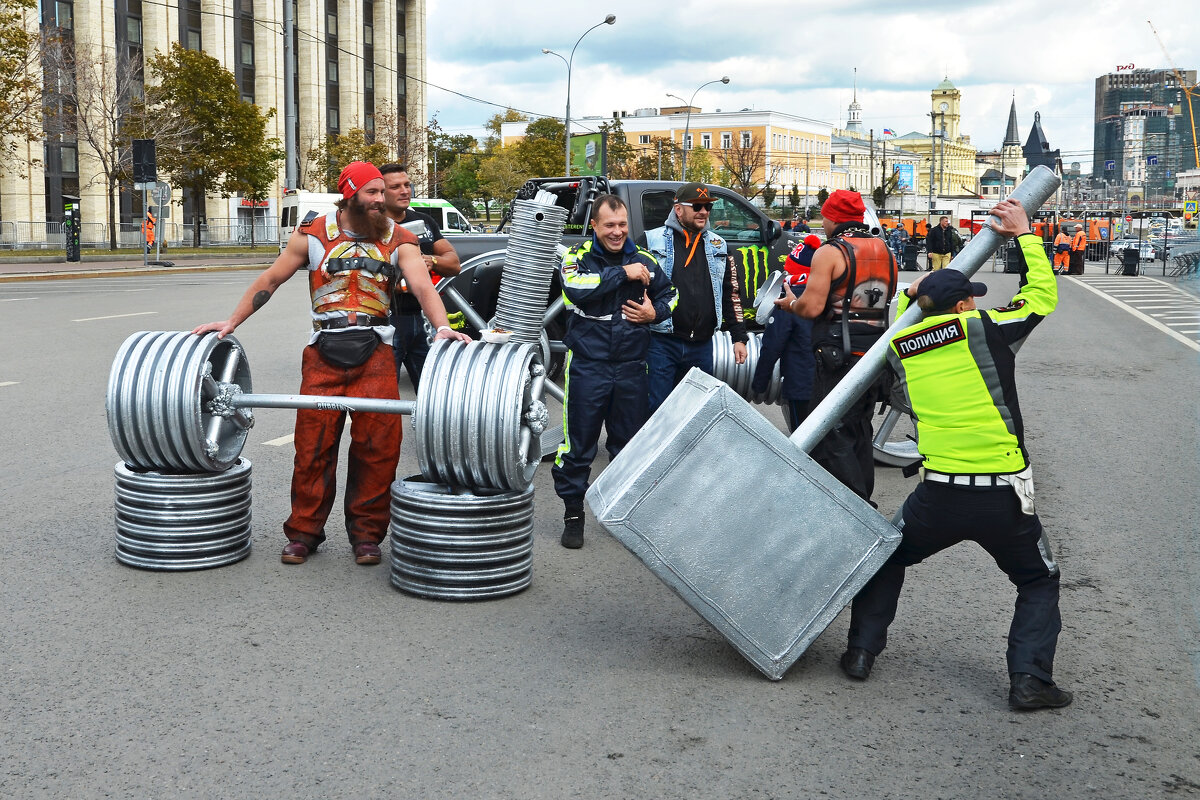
[381,163,461,390]
[553,195,678,549]
[925,216,960,270]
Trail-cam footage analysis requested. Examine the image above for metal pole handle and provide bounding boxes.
[789,165,1062,453]
[229,393,417,416]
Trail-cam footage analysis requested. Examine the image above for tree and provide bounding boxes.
[712,133,782,201]
[788,184,801,214]
[599,117,636,178]
[512,116,565,178]
[761,186,777,209]
[43,36,195,249]
[477,145,525,214]
[307,127,389,190]
[147,43,279,247]
[816,187,830,206]
[483,108,528,152]
[872,170,900,210]
[632,136,678,180]
[685,148,716,184]
[0,0,42,174]
[226,117,285,248]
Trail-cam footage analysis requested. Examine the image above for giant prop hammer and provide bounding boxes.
[586,166,1062,680]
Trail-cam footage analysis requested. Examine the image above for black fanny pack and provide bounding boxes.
[316,329,379,368]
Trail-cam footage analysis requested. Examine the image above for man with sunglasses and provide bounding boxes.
[644,183,748,413]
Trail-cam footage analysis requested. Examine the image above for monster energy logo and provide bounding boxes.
[738,245,769,320]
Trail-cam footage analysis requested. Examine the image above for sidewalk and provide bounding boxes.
[0,252,275,282]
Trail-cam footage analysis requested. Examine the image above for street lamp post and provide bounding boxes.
[543,14,616,177]
[667,76,730,179]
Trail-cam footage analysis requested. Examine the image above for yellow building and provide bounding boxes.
[891,79,979,200]
[501,108,846,203]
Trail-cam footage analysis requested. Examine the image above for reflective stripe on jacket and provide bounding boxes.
[560,235,677,361]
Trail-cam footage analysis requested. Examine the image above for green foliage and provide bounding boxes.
[684,148,715,184]
[307,128,389,190]
[0,0,41,169]
[817,187,830,206]
[147,43,282,246]
[789,184,801,211]
[513,117,564,178]
[478,146,526,207]
[761,186,777,208]
[600,117,636,179]
[484,108,529,152]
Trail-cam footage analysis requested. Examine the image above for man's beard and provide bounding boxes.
[345,196,391,239]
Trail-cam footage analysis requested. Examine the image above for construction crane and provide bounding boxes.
[1148,19,1200,173]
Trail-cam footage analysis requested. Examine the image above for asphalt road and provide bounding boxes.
[1,269,1198,799]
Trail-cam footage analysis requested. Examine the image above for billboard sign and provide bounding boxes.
[569,132,607,177]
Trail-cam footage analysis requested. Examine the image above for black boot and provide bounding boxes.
[839,647,875,680]
[1009,673,1072,711]
[561,502,584,549]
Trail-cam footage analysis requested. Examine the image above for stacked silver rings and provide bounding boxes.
[711,331,782,404]
[389,476,534,600]
[494,199,568,343]
[114,459,252,570]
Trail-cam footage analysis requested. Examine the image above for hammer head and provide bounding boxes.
[587,369,901,680]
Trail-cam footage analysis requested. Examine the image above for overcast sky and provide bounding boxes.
[425,0,1197,174]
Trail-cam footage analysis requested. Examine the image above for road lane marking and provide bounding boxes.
[1072,279,1200,352]
[72,311,158,322]
[0,381,18,387]
[262,434,294,446]
[0,297,36,302]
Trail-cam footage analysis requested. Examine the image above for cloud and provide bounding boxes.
[427,0,1200,169]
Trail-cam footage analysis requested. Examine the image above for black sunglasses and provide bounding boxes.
[679,202,714,212]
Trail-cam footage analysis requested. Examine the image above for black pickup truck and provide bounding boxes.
[440,176,797,337]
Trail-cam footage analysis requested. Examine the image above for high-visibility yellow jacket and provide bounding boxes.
[886,235,1056,474]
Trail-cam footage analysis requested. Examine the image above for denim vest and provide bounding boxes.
[644,220,728,335]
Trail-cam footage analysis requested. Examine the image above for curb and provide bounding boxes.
[0,262,268,283]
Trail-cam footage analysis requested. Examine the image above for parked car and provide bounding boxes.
[1109,239,1157,262]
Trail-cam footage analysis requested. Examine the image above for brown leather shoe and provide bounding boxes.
[353,542,382,565]
[281,541,311,565]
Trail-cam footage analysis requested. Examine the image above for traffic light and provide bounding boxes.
[132,139,157,184]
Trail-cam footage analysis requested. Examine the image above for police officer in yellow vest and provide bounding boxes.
[838,198,1072,712]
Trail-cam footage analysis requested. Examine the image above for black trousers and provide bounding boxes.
[806,356,877,502]
[390,311,430,391]
[847,481,1062,682]
[552,355,648,504]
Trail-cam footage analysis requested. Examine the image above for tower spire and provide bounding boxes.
[1003,96,1020,147]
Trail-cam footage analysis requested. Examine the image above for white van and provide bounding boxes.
[278,191,475,248]
[278,190,340,247]
[411,198,475,234]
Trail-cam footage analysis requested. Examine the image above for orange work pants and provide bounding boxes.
[283,342,402,548]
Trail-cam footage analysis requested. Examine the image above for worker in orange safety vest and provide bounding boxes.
[1052,227,1070,275]
[142,210,157,252]
[1068,224,1087,275]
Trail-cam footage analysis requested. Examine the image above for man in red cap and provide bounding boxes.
[194,161,470,567]
[774,188,897,502]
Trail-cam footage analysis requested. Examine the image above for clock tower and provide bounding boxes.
[932,77,961,141]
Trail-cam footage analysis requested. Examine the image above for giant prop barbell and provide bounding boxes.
[106,331,549,493]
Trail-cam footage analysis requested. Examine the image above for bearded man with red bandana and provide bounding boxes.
[194,161,470,567]
[775,189,897,503]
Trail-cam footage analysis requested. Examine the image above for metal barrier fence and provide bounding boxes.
[0,218,280,249]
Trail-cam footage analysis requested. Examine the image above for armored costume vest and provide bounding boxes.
[302,213,415,322]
